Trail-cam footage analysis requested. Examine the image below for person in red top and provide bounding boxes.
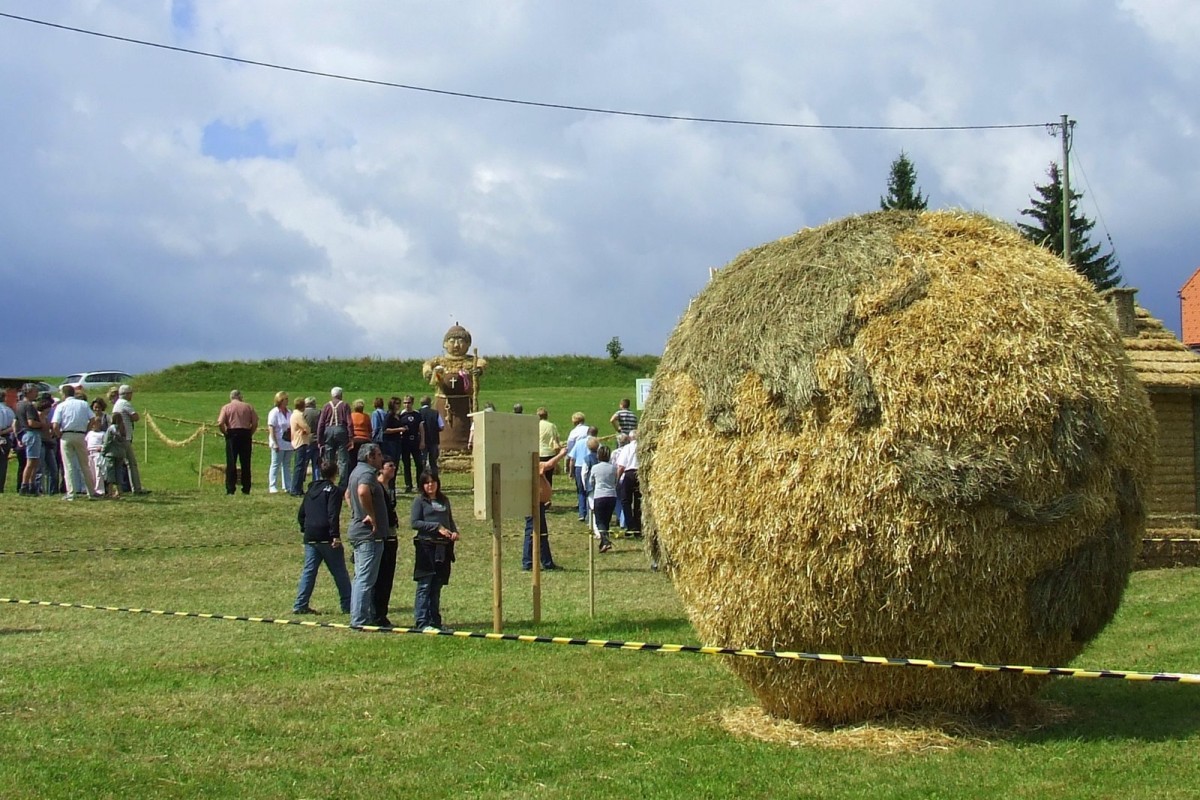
[217,389,259,495]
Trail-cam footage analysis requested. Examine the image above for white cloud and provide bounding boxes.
[1,0,1198,376]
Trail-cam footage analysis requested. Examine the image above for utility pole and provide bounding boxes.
[1059,114,1073,266]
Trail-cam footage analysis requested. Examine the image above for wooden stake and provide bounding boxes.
[531,450,542,624]
[491,462,503,633]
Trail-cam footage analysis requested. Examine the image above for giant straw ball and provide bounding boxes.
[641,210,1156,724]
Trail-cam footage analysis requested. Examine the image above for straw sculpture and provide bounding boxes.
[641,210,1156,723]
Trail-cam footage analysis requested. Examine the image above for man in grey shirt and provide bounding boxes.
[346,443,390,627]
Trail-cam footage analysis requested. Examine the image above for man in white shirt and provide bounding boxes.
[613,430,641,536]
[112,384,149,494]
[50,384,101,500]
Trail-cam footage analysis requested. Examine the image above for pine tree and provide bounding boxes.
[1017,162,1120,291]
[879,151,928,211]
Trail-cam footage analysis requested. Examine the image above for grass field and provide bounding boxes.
[3,361,1200,798]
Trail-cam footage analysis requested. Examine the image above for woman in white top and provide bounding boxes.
[267,390,295,494]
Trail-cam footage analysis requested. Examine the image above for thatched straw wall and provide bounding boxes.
[641,210,1156,724]
[1117,305,1200,528]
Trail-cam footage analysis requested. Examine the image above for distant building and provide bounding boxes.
[1108,288,1200,566]
[1178,267,1200,349]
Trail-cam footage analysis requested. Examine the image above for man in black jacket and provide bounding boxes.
[292,461,352,615]
[417,396,442,478]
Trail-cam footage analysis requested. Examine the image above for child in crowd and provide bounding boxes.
[100,420,127,499]
[85,418,106,497]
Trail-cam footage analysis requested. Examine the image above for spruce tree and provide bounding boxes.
[880,151,928,211]
[1017,162,1120,291]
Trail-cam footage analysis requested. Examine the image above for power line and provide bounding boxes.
[0,11,1054,133]
[1070,143,1121,262]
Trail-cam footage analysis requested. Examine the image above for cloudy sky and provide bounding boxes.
[3,1,1198,378]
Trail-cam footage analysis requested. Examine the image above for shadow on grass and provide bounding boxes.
[1021,679,1200,742]
[450,616,693,640]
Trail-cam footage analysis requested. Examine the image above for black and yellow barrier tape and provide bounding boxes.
[3,596,1198,684]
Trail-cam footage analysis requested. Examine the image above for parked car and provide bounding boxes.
[60,371,135,393]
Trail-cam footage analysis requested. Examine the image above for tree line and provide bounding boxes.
[878,151,1120,291]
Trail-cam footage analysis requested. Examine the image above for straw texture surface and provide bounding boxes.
[641,210,1156,723]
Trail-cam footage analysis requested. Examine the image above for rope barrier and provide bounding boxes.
[3,596,1197,684]
[144,413,208,447]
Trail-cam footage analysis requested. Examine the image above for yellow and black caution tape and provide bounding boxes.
[3,596,1198,684]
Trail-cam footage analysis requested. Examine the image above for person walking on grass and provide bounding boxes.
[50,384,101,501]
[15,384,44,496]
[217,389,258,495]
[293,460,351,615]
[610,397,638,437]
[267,390,295,495]
[112,384,149,495]
[523,445,567,571]
[410,469,460,632]
[347,443,389,628]
[372,457,400,627]
[317,388,353,487]
[588,444,618,553]
[289,397,314,496]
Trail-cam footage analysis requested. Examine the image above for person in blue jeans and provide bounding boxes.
[410,470,459,631]
[347,443,390,627]
[293,460,351,614]
[523,446,567,571]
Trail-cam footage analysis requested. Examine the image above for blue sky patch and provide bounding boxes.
[201,119,296,162]
[170,0,196,35]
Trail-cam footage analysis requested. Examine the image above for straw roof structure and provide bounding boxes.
[1122,305,1200,392]
[641,210,1156,724]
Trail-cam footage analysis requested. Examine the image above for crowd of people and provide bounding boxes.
[1,381,640,632]
[214,387,446,497]
[292,442,459,631]
[1,382,149,499]
[284,395,641,630]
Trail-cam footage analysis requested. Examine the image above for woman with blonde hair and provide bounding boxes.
[267,390,295,494]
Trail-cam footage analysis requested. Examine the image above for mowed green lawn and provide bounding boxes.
[2,385,1200,798]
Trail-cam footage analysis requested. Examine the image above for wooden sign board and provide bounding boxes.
[472,411,538,520]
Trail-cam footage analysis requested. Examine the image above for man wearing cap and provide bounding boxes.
[50,384,101,500]
[112,384,149,495]
[346,443,390,627]
[217,389,259,495]
[317,387,354,487]
[14,384,45,496]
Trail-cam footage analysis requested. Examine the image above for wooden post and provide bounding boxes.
[144,412,149,463]
[471,347,480,416]
[198,427,206,489]
[587,501,595,619]
[531,450,542,624]
[491,463,503,633]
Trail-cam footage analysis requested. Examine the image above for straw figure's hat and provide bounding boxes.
[640,210,1156,724]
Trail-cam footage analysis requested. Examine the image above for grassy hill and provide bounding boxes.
[135,355,660,393]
